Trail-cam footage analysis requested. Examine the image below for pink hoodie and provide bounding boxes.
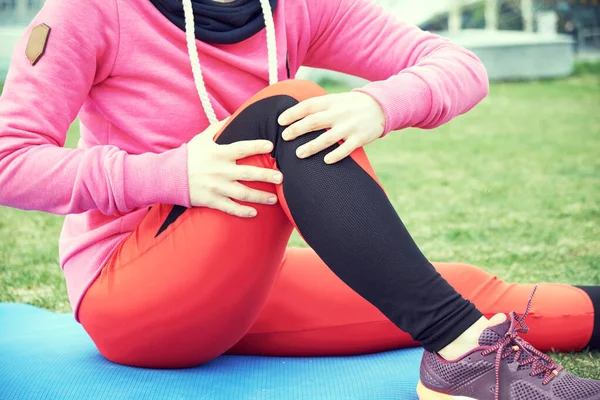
[0,0,489,319]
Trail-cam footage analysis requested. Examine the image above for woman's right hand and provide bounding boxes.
[186,119,283,218]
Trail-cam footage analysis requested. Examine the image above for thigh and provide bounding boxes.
[229,247,417,356]
[79,171,292,369]
[433,262,594,352]
[230,252,594,355]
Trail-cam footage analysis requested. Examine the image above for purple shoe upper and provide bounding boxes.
[420,287,600,400]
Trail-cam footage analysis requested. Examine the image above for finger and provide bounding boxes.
[218,182,278,205]
[295,128,345,159]
[207,117,231,139]
[227,165,283,184]
[281,111,331,141]
[324,138,360,164]
[220,140,274,160]
[212,197,258,218]
[278,96,331,126]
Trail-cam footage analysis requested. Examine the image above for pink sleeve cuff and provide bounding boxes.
[354,72,432,136]
[123,144,191,209]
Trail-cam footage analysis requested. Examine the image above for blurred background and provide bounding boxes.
[1,0,600,81]
[0,0,599,377]
[3,0,597,81]
[299,0,600,84]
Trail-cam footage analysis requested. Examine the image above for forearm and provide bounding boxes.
[304,0,489,135]
[355,38,489,134]
[0,139,190,215]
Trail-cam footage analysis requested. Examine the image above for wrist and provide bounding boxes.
[353,73,432,136]
[123,144,191,209]
[352,91,386,138]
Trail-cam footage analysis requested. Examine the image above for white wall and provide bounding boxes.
[0,0,44,25]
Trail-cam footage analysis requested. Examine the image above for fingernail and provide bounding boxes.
[296,148,305,158]
[268,196,277,204]
[278,115,286,125]
[248,210,257,217]
[273,173,283,183]
[282,130,289,140]
[324,155,332,164]
[264,142,273,151]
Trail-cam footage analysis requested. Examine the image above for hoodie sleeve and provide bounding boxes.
[303,0,489,136]
[0,0,190,216]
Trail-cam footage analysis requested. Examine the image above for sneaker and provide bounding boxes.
[417,287,600,400]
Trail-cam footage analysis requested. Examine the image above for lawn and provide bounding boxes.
[1,69,599,378]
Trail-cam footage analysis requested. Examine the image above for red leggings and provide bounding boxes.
[79,81,595,368]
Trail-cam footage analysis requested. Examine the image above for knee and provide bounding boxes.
[244,80,327,121]
[260,79,327,103]
[218,80,328,146]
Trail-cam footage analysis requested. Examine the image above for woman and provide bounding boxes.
[0,0,598,398]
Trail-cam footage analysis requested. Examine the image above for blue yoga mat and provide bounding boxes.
[0,303,423,399]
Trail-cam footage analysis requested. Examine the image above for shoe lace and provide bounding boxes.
[481,286,563,400]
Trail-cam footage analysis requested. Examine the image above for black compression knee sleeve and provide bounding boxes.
[577,286,600,350]
[216,95,482,352]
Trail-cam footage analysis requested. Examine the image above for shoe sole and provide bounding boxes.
[416,381,477,400]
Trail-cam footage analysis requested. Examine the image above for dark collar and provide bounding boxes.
[150,0,278,45]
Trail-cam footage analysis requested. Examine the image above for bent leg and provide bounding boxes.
[79,80,388,368]
[226,82,482,352]
[80,79,483,367]
[230,248,595,355]
[77,84,326,368]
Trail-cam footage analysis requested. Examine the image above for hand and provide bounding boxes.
[278,91,386,164]
[187,119,283,218]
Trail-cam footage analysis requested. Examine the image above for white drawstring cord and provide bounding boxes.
[182,0,218,124]
[182,0,279,124]
[259,0,278,85]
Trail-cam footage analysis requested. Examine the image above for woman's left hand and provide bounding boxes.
[277,91,386,164]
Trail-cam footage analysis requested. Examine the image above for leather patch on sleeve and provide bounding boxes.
[26,23,51,66]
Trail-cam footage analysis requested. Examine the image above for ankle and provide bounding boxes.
[437,316,491,360]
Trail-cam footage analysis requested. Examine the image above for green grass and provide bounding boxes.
[1,70,599,377]
[574,60,600,77]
